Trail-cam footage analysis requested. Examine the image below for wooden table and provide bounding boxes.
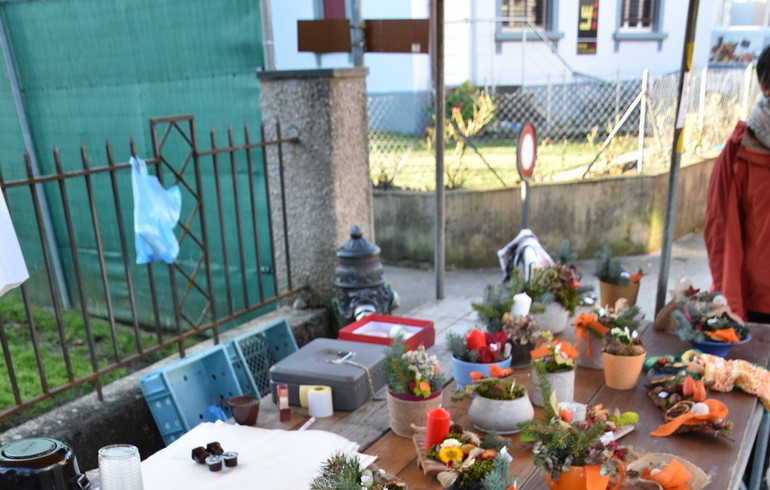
[257,298,770,490]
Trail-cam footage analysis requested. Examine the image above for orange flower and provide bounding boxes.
[530,340,578,360]
[418,380,431,393]
[705,328,741,343]
[556,341,578,359]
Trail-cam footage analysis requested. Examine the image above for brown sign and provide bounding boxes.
[297,19,351,53]
[297,18,429,54]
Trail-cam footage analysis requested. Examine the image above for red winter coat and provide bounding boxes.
[705,121,770,320]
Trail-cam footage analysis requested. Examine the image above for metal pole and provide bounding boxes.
[350,0,364,67]
[655,0,700,315]
[0,7,70,309]
[434,0,445,300]
[260,0,276,70]
[637,69,648,173]
[698,66,707,134]
[521,181,529,229]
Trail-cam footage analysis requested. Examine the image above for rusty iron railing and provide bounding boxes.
[0,115,302,422]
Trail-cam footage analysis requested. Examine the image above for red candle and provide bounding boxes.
[424,406,451,450]
[465,329,487,352]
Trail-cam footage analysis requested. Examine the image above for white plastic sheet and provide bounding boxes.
[0,192,29,296]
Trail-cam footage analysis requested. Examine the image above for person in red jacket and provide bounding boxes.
[705,45,770,323]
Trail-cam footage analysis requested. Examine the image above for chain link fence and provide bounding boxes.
[368,67,760,190]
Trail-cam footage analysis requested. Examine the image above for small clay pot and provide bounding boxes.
[226,395,261,426]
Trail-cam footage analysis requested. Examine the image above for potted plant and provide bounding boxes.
[472,280,521,334]
[424,426,516,490]
[453,367,534,434]
[602,323,646,390]
[311,451,405,489]
[447,329,512,390]
[384,337,445,437]
[518,371,627,490]
[575,300,641,369]
[594,245,643,307]
[501,313,541,368]
[671,291,751,357]
[524,264,581,334]
[529,332,578,406]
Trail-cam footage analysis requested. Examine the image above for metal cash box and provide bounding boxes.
[268,338,386,411]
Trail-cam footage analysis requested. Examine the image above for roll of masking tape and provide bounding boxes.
[307,385,333,418]
[299,385,328,408]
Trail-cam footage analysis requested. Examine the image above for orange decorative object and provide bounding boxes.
[545,463,624,490]
[466,329,487,351]
[641,459,692,490]
[683,376,695,397]
[488,364,513,378]
[692,380,707,402]
[650,399,729,437]
[574,313,610,357]
[704,327,741,343]
[531,340,579,360]
[470,371,484,382]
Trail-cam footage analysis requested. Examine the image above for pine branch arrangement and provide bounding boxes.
[309,452,367,490]
[472,279,522,333]
[594,245,629,285]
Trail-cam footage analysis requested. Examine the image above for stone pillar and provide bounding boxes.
[258,68,373,307]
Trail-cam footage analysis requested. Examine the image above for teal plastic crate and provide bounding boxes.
[224,318,299,397]
[140,345,248,445]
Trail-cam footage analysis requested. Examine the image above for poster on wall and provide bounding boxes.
[577,0,599,55]
[709,29,764,67]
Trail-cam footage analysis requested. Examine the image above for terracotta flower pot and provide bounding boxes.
[386,389,443,437]
[599,280,640,308]
[531,367,575,407]
[467,390,535,434]
[532,302,570,334]
[602,352,645,390]
[545,463,624,490]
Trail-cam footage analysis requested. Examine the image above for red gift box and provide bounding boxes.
[338,314,435,350]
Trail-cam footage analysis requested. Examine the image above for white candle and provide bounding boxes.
[511,292,532,316]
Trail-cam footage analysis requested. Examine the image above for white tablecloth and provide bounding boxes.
[0,192,28,297]
[140,422,377,490]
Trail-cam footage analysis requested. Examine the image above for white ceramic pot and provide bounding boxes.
[468,391,535,434]
[532,302,570,334]
[577,334,604,369]
[531,367,575,407]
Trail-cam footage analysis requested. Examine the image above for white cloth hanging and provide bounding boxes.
[0,192,29,296]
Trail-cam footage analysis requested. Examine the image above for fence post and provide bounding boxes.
[698,67,707,134]
[615,69,621,125]
[546,74,552,135]
[637,69,648,173]
[742,64,753,120]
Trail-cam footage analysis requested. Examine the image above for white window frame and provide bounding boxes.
[496,0,563,43]
[613,0,667,50]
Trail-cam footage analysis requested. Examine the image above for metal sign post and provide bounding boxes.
[516,124,537,229]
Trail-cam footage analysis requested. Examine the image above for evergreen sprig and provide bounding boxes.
[472,278,523,333]
[594,245,629,285]
[309,452,365,490]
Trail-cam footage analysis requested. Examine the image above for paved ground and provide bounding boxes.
[384,233,712,321]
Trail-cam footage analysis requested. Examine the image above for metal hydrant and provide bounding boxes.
[333,225,395,327]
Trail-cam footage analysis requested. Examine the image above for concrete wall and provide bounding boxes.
[374,158,716,268]
[259,68,374,307]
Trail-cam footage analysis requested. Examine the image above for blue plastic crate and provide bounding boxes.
[140,345,247,445]
[224,318,298,397]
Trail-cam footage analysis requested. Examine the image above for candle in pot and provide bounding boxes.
[511,292,532,316]
[424,406,451,450]
[465,329,487,351]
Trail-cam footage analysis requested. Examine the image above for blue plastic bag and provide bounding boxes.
[130,156,182,264]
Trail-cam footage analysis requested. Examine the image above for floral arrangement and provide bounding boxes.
[384,337,444,398]
[671,291,749,344]
[518,370,628,481]
[603,326,645,357]
[310,452,405,489]
[646,374,707,412]
[524,264,582,315]
[472,278,522,333]
[452,365,522,401]
[423,424,516,490]
[575,300,641,355]
[594,245,643,286]
[529,332,578,373]
[447,328,511,363]
[501,313,541,346]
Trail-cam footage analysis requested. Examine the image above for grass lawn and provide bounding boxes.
[369,133,647,190]
[0,292,190,430]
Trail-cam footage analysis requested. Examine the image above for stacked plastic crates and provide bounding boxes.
[140,319,298,445]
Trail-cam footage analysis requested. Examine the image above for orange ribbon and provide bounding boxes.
[704,327,741,343]
[650,399,728,437]
[530,340,579,360]
[574,312,610,357]
[641,459,692,490]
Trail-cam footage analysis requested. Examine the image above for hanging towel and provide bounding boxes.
[130,156,182,264]
[0,192,29,296]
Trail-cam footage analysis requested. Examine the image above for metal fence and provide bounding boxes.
[368,67,760,188]
[0,115,301,422]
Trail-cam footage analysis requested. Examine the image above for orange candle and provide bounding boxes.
[424,406,451,450]
[465,329,487,351]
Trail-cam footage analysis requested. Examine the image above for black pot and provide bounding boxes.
[0,438,91,490]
